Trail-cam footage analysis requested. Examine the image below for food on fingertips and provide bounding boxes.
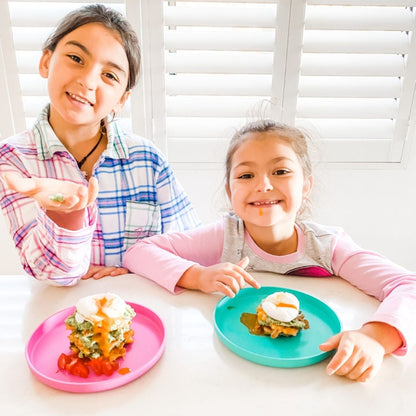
[57,293,135,377]
[48,193,65,203]
[241,291,309,338]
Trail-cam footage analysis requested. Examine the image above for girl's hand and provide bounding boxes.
[4,173,98,212]
[178,257,261,297]
[81,264,130,280]
[319,323,401,382]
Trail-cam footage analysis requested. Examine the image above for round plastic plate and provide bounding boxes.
[214,286,341,368]
[25,302,165,393]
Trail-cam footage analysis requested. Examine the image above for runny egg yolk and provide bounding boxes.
[274,302,297,309]
[75,293,128,359]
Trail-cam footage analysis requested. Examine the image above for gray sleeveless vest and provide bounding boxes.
[221,213,340,277]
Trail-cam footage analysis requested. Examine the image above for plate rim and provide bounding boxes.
[25,301,165,393]
[213,286,341,368]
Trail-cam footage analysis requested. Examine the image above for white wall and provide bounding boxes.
[2,143,416,275]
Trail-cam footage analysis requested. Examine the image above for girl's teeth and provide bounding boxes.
[69,93,90,105]
[253,201,277,206]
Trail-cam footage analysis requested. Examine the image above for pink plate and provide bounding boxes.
[25,302,165,393]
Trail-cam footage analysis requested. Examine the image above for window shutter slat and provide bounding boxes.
[297,2,415,163]
[164,5,276,28]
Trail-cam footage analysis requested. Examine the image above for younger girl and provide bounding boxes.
[0,4,199,285]
[123,119,416,382]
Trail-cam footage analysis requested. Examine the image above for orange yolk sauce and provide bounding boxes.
[92,296,118,359]
[275,302,297,309]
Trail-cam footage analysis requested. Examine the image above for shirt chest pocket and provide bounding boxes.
[123,201,162,251]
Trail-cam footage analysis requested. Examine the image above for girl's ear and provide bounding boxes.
[112,90,131,114]
[302,175,313,199]
[39,50,52,79]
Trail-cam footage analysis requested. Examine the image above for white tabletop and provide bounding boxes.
[1,272,414,415]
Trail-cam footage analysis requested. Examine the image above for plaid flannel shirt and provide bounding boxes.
[0,105,200,285]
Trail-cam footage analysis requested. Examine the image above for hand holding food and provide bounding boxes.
[3,173,98,212]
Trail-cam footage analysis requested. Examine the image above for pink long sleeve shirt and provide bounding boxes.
[123,214,416,356]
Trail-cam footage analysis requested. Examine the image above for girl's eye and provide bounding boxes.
[68,54,82,64]
[104,72,119,82]
[274,169,290,175]
[237,173,253,179]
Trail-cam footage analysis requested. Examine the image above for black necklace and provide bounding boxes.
[77,130,104,169]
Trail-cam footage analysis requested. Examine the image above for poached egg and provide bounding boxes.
[261,291,299,322]
[75,292,128,324]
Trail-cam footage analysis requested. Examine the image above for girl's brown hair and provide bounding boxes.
[42,3,140,91]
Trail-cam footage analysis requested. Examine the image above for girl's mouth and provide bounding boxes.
[67,92,94,106]
[250,200,280,207]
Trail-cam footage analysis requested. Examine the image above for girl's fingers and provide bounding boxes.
[5,174,37,194]
[325,335,355,375]
[236,258,260,289]
[220,274,241,294]
[110,267,129,276]
[319,332,342,352]
[215,281,236,298]
[237,257,249,269]
[333,354,362,377]
[242,270,261,289]
[341,357,368,379]
[354,366,374,383]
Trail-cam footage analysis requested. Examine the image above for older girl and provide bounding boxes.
[0,4,199,285]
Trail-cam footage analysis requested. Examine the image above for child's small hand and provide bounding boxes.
[81,264,129,280]
[178,257,261,297]
[319,329,385,382]
[3,173,98,212]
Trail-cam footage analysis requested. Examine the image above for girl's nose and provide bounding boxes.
[257,175,273,192]
[78,69,98,91]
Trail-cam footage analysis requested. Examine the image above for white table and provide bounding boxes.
[1,272,415,415]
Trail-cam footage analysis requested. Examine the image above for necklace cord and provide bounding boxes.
[77,129,104,169]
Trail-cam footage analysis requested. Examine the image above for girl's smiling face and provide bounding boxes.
[227,132,312,234]
[39,22,130,131]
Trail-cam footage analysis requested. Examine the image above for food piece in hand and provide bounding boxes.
[48,193,64,202]
[65,293,135,361]
[254,291,309,338]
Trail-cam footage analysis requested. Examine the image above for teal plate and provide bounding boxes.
[214,286,341,368]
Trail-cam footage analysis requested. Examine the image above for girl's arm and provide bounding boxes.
[122,220,259,295]
[323,231,416,381]
[331,232,416,353]
[123,221,224,292]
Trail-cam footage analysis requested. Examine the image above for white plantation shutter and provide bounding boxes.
[2,0,416,166]
[130,0,416,165]
[298,1,416,163]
